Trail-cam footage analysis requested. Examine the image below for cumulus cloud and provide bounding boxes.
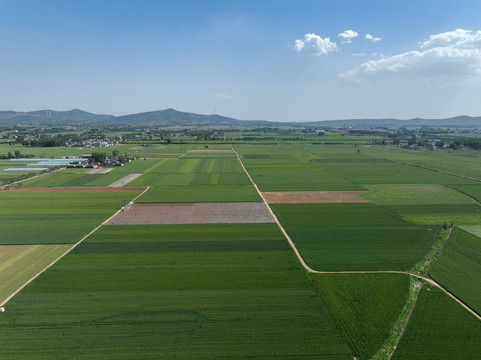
[420,29,481,48]
[293,33,338,55]
[365,33,381,42]
[338,30,358,43]
[340,29,481,82]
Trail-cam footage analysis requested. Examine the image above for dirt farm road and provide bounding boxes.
[0,187,150,307]
[231,145,481,323]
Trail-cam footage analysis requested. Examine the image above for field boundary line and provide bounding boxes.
[386,281,423,360]
[0,186,150,307]
[231,145,481,322]
[231,145,313,271]
[312,269,481,321]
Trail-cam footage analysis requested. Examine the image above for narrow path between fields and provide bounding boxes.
[107,173,143,187]
[231,145,481,324]
[0,186,150,307]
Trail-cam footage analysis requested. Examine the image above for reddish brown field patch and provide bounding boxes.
[4,187,148,192]
[106,202,274,225]
[262,191,370,204]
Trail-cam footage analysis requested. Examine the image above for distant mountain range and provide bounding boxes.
[309,116,481,128]
[1,108,480,128]
[0,109,113,126]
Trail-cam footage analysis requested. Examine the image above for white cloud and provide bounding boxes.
[352,53,366,57]
[340,29,481,82]
[420,29,481,48]
[338,30,358,43]
[365,33,381,42]
[293,33,338,55]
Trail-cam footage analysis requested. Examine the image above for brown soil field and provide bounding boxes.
[106,202,275,225]
[4,187,148,192]
[262,191,370,204]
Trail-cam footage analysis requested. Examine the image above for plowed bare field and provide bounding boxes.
[106,202,275,224]
[262,191,370,204]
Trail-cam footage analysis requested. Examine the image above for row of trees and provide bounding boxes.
[0,150,34,159]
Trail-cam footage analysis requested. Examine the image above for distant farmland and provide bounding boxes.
[0,141,480,359]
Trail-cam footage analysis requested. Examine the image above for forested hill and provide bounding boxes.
[1,108,480,128]
[0,109,114,125]
[110,108,278,127]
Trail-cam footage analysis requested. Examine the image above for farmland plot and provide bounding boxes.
[392,286,481,360]
[449,184,481,203]
[361,145,481,181]
[234,144,363,191]
[271,203,439,271]
[387,203,481,225]
[129,158,251,186]
[0,159,47,186]
[263,191,369,204]
[0,244,70,304]
[311,273,410,360]
[137,186,261,203]
[106,202,274,224]
[429,227,481,314]
[318,156,477,185]
[0,189,142,244]
[0,224,353,359]
[19,160,159,188]
[362,184,477,205]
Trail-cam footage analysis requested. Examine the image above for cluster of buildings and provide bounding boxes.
[65,138,118,147]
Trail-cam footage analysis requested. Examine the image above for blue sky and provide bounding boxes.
[2,0,481,121]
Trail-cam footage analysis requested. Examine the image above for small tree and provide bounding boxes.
[91,152,107,164]
[112,149,120,157]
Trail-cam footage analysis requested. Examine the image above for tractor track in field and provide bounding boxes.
[0,186,150,307]
[231,145,481,324]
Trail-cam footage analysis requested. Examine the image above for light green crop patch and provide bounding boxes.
[0,244,71,304]
[362,184,477,205]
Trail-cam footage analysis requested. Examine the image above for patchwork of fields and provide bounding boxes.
[1,142,480,358]
[0,224,353,359]
[0,189,143,244]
